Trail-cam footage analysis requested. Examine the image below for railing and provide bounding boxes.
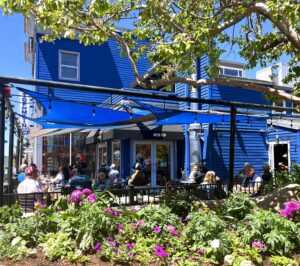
[2,180,274,213]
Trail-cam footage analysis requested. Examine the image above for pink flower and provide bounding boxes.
[155,245,168,258]
[117,225,123,232]
[133,220,144,229]
[94,243,101,251]
[196,249,205,255]
[87,193,96,204]
[167,225,180,237]
[34,200,44,210]
[70,189,83,203]
[82,188,92,197]
[154,226,161,234]
[126,243,134,249]
[251,241,265,252]
[280,201,300,219]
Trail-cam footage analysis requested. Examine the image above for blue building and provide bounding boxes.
[24,20,299,183]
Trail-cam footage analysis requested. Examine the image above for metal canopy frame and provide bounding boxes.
[0,75,298,204]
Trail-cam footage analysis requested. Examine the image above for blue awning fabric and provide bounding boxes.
[16,87,269,129]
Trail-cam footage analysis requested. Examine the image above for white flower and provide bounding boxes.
[224,254,234,265]
[210,239,220,249]
[240,259,255,266]
[11,237,22,246]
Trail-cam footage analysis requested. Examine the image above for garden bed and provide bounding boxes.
[0,190,299,266]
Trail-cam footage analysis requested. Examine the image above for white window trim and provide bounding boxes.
[220,66,244,77]
[272,100,286,114]
[59,50,80,81]
[268,141,290,171]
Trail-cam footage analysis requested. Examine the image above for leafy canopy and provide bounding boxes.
[1,0,300,103]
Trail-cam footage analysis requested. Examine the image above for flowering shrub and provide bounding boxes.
[280,201,300,221]
[0,193,299,264]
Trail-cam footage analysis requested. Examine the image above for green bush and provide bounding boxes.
[240,209,300,256]
[0,204,22,224]
[218,192,257,221]
[160,190,199,217]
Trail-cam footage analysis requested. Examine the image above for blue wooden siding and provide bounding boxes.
[35,34,149,102]
[121,139,131,180]
[205,118,269,180]
[267,126,299,164]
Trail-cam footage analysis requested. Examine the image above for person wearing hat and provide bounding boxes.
[17,163,27,183]
[128,163,147,186]
[17,164,40,193]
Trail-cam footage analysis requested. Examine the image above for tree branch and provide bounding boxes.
[138,76,300,105]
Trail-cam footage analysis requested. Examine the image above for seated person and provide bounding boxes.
[240,165,262,194]
[109,164,119,182]
[261,164,272,182]
[128,163,147,186]
[17,164,40,193]
[92,171,112,191]
[50,166,65,186]
[70,168,81,180]
[201,171,217,185]
[189,164,206,183]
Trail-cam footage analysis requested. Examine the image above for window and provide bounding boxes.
[112,141,121,171]
[272,100,286,114]
[59,51,80,81]
[220,67,244,77]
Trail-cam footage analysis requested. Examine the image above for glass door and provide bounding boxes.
[155,144,170,186]
[133,141,174,186]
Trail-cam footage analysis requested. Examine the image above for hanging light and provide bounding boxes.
[290,120,293,128]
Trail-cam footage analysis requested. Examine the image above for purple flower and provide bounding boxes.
[251,241,265,252]
[117,225,123,232]
[154,226,161,234]
[167,225,180,237]
[181,217,191,224]
[94,243,101,251]
[114,248,119,254]
[155,245,168,258]
[196,249,205,255]
[104,207,113,214]
[108,241,116,247]
[107,237,113,241]
[67,197,72,205]
[280,201,300,219]
[128,251,134,257]
[82,188,92,197]
[126,243,134,249]
[70,189,83,203]
[87,193,96,204]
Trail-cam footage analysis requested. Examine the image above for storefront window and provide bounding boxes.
[42,134,70,175]
[98,142,107,168]
[42,132,96,178]
[112,141,121,171]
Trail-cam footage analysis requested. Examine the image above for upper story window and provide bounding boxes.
[59,51,80,81]
[272,100,286,114]
[220,67,244,77]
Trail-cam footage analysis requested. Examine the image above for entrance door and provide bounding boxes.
[269,142,290,172]
[133,141,174,186]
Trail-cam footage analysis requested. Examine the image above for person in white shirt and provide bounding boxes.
[109,164,119,182]
[51,166,64,185]
[17,164,40,193]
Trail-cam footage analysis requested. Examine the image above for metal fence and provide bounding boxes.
[2,180,274,213]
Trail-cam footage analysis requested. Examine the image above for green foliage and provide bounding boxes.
[269,255,298,266]
[1,0,300,99]
[275,161,300,187]
[217,192,257,221]
[0,204,22,224]
[184,210,227,244]
[41,232,74,261]
[0,232,36,261]
[240,209,300,256]
[160,190,199,217]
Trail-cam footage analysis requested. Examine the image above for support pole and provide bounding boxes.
[16,128,21,175]
[7,113,14,193]
[0,87,6,205]
[228,105,237,193]
[69,133,72,165]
